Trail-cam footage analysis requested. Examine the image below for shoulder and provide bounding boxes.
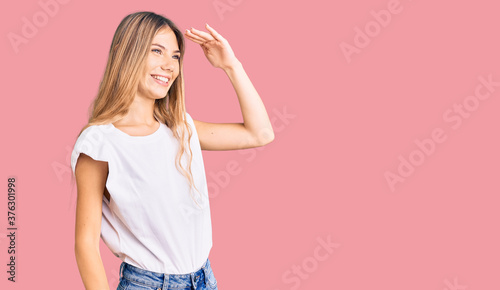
[71,124,111,175]
[184,112,195,129]
[78,124,107,134]
[78,124,114,143]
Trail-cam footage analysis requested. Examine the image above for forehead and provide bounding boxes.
[152,27,179,49]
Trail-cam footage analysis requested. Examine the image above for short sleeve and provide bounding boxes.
[185,112,192,122]
[186,112,200,134]
[71,125,109,176]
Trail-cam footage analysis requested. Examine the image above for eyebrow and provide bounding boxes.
[152,43,180,53]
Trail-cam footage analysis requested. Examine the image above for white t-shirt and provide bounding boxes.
[71,113,213,274]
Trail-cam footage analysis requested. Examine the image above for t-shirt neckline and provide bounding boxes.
[109,115,163,142]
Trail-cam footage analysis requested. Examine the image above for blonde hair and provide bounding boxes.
[71,11,202,208]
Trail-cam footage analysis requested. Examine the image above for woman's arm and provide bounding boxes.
[193,60,275,150]
[74,153,110,290]
[186,25,275,151]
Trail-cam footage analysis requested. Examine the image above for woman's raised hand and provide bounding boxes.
[184,24,239,70]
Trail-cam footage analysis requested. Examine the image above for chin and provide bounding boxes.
[156,92,169,99]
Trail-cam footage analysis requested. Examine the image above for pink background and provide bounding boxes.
[1,0,499,289]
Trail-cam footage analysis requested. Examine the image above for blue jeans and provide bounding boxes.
[117,258,218,290]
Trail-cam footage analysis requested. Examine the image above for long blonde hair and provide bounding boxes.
[71,11,202,208]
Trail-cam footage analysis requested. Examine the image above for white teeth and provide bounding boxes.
[152,75,168,83]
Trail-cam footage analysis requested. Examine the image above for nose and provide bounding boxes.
[161,58,175,72]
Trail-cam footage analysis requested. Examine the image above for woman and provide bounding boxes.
[70,11,274,290]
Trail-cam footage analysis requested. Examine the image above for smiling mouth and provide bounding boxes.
[151,75,169,86]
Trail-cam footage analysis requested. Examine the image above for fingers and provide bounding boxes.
[205,23,224,42]
[185,29,205,44]
[185,24,226,46]
[185,35,204,45]
[188,27,213,41]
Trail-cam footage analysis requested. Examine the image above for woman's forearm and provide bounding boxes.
[75,243,110,290]
[223,60,275,143]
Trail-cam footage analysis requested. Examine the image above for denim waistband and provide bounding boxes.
[119,258,211,289]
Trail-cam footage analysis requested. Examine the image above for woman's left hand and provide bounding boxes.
[184,24,240,70]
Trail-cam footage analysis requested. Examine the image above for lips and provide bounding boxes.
[151,74,170,86]
[151,74,171,81]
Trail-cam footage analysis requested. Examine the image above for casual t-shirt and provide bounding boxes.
[70,112,213,274]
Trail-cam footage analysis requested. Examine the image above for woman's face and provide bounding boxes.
[137,26,180,100]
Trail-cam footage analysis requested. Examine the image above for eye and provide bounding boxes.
[152,48,162,55]
[173,55,180,60]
